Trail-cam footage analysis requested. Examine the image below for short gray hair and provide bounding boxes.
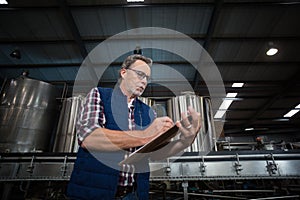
[121,54,152,69]
[119,54,152,79]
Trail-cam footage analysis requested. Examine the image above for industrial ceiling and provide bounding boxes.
[0,0,299,137]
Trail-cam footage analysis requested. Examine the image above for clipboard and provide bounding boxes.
[119,115,193,165]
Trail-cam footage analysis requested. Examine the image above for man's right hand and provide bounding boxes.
[143,116,174,139]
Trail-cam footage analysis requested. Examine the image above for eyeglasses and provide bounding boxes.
[127,68,150,81]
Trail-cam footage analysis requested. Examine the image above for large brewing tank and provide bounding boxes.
[168,92,217,152]
[0,75,58,152]
[53,96,84,152]
[142,92,217,153]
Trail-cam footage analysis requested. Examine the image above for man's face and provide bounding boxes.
[120,59,151,98]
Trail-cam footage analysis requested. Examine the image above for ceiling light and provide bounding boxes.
[10,49,21,59]
[0,0,8,4]
[219,100,234,110]
[266,48,278,56]
[214,92,239,119]
[272,118,289,122]
[214,110,226,119]
[127,0,144,2]
[295,104,300,109]
[226,93,238,98]
[245,128,254,131]
[283,109,299,118]
[232,83,244,88]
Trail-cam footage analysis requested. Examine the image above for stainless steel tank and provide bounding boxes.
[168,92,217,152]
[0,75,58,152]
[144,92,217,153]
[52,96,84,152]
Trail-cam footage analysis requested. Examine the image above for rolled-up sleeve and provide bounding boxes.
[76,87,105,143]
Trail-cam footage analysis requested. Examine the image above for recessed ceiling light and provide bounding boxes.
[219,99,234,110]
[272,118,289,122]
[232,83,244,88]
[266,48,278,56]
[283,109,299,118]
[0,0,8,4]
[245,128,254,131]
[127,0,144,2]
[295,103,300,109]
[226,93,238,98]
[214,110,226,119]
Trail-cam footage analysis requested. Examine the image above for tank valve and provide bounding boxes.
[199,156,206,175]
[234,153,243,175]
[26,156,35,174]
[265,153,278,175]
[165,166,171,175]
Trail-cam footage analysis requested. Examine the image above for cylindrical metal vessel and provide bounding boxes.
[169,92,216,152]
[0,75,58,152]
[52,96,84,152]
[144,92,216,153]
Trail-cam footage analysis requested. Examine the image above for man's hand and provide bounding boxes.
[144,116,174,138]
[176,106,201,145]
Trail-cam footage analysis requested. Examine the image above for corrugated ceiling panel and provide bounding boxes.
[214,5,300,37]
[57,67,79,81]
[218,64,298,82]
[38,68,63,81]
[0,43,82,65]
[72,7,126,37]
[0,9,73,40]
[72,6,212,38]
[225,110,256,119]
[210,40,300,63]
[230,98,269,110]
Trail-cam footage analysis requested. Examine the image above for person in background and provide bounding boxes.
[255,137,264,150]
[67,54,201,200]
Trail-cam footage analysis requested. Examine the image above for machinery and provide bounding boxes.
[0,84,299,200]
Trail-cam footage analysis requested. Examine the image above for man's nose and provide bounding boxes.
[141,77,147,84]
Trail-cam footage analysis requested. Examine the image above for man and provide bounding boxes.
[67,54,200,199]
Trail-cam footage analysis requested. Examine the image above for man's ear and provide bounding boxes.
[120,68,126,78]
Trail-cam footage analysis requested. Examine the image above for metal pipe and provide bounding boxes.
[249,195,300,200]
[211,190,275,193]
[161,190,248,200]
[169,153,300,161]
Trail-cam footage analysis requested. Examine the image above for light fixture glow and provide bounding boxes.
[273,118,289,122]
[226,93,238,98]
[214,93,237,119]
[283,109,300,118]
[295,103,300,109]
[219,100,234,110]
[0,0,8,4]
[245,128,254,131]
[266,48,278,56]
[214,110,226,119]
[232,83,244,88]
[127,0,144,2]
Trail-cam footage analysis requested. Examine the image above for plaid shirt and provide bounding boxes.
[76,87,135,186]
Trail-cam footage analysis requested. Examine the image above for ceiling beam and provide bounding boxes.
[193,0,223,91]
[57,0,87,59]
[6,1,300,9]
[1,61,299,68]
[57,0,99,86]
[1,36,299,44]
[242,70,300,128]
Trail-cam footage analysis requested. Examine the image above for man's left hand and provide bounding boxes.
[175,106,201,145]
